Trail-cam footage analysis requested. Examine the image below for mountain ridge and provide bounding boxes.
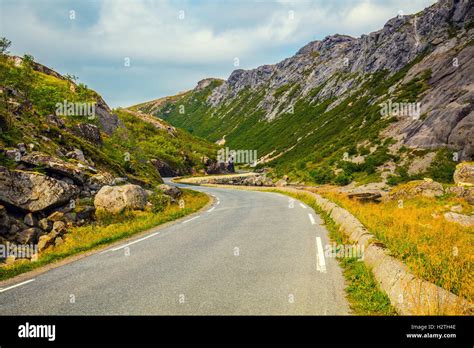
[135,0,473,185]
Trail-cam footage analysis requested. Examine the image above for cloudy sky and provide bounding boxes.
[0,0,436,107]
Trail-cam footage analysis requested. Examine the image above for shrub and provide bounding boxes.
[309,166,334,184]
[334,172,352,186]
[148,192,171,213]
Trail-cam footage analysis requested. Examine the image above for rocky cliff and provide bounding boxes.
[137,0,473,184]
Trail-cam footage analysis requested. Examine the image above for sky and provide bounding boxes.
[0,0,437,107]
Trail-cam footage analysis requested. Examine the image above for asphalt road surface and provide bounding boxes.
[0,179,350,315]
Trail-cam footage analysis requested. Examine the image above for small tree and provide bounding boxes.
[0,37,11,56]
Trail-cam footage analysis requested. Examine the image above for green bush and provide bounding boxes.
[334,172,352,186]
[309,166,334,184]
[148,192,171,213]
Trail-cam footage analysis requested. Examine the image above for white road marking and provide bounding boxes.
[308,213,316,225]
[315,237,327,273]
[0,279,36,293]
[182,215,201,224]
[111,232,161,251]
[299,203,307,209]
[216,199,220,205]
[207,207,215,213]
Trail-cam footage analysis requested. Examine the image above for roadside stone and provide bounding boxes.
[158,184,182,199]
[47,211,64,222]
[23,213,37,227]
[37,234,54,252]
[15,228,40,244]
[51,221,67,236]
[94,184,148,214]
[38,218,53,232]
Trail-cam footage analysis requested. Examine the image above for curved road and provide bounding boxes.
[0,179,349,315]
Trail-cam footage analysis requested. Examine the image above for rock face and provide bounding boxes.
[94,184,148,214]
[0,166,79,212]
[139,0,473,170]
[21,151,87,184]
[72,123,102,145]
[150,158,180,177]
[453,162,474,186]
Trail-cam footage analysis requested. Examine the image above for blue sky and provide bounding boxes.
[0,0,436,107]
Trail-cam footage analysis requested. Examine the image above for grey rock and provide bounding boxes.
[0,166,79,212]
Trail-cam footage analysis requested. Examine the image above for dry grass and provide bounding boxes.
[313,189,473,301]
[0,189,209,280]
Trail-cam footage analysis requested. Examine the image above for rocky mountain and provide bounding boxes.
[0,49,218,256]
[136,0,473,185]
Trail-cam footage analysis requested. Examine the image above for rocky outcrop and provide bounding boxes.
[388,179,444,200]
[72,123,102,145]
[453,162,474,186]
[94,184,148,214]
[150,158,180,177]
[21,151,89,184]
[0,166,79,212]
[444,212,474,227]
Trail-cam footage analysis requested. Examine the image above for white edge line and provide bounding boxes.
[207,207,215,213]
[315,237,327,273]
[111,231,160,251]
[0,278,36,293]
[308,213,316,225]
[182,215,201,224]
[299,203,307,209]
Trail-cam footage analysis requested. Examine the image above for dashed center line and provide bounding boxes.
[182,215,201,224]
[111,232,161,251]
[308,213,316,225]
[0,278,36,293]
[315,237,327,273]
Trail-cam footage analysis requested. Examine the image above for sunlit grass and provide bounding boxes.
[313,189,473,301]
[0,189,209,281]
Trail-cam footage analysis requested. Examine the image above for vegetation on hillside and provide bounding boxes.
[0,38,218,187]
[136,50,453,186]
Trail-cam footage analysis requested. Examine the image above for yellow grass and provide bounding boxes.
[315,189,473,301]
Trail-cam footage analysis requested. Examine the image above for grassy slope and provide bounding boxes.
[0,56,218,187]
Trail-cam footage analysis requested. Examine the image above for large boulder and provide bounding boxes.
[0,166,79,212]
[453,162,474,187]
[94,184,148,214]
[21,152,88,184]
